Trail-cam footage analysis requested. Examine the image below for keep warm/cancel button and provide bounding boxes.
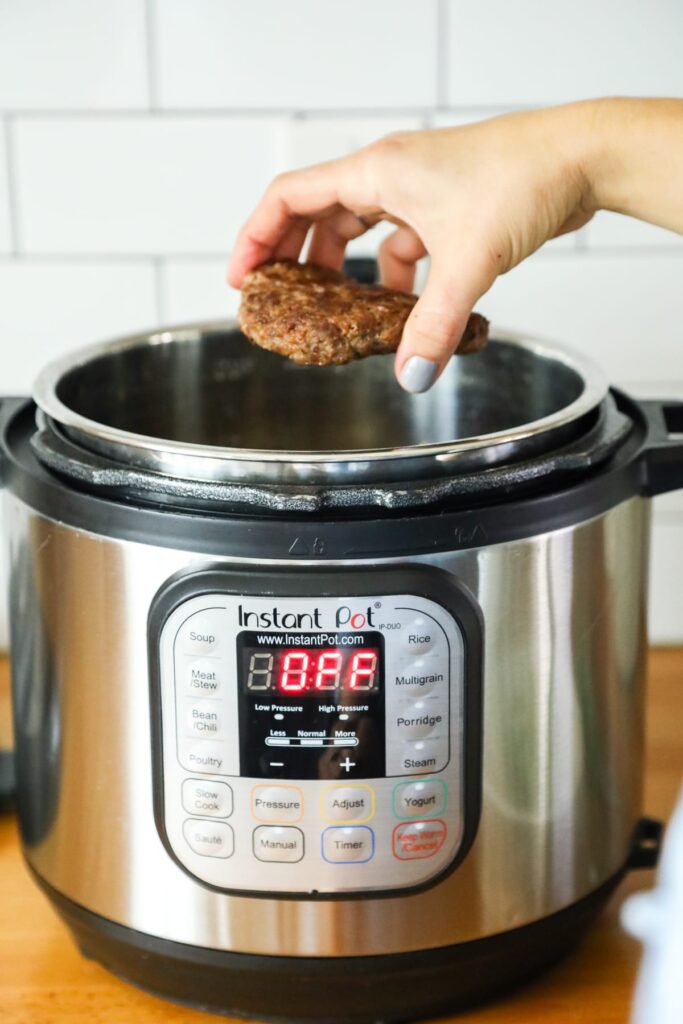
[392,819,447,860]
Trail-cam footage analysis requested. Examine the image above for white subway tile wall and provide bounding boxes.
[0,0,680,643]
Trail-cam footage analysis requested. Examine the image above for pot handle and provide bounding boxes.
[640,400,683,497]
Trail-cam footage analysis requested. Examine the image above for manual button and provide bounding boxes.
[183,819,234,858]
[182,778,233,818]
[253,826,304,863]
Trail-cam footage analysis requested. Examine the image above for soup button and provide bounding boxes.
[178,612,223,655]
[392,820,447,860]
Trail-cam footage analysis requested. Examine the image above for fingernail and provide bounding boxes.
[399,355,439,393]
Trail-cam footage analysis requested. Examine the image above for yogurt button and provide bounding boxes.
[394,780,446,819]
[178,612,223,655]
[395,701,445,740]
[183,819,234,858]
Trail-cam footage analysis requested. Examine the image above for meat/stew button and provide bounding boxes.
[392,819,447,860]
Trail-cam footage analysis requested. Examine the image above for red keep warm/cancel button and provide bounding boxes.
[392,819,447,860]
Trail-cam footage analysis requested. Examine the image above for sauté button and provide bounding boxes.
[392,819,447,860]
[395,701,444,740]
[183,818,234,858]
[252,785,304,822]
[253,826,304,863]
[322,826,374,863]
[185,699,225,739]
[322,785,374,823]
[186,659,224,696]
[180,740,228,776]
[393,780,446,819]
[182,778,233,818]
[178,612,223,655]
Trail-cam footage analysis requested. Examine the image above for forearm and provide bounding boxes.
[580,97,683,233]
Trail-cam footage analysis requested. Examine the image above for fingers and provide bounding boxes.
[228,151,376,287]
[395,253,495,393]
[272,216,313,263]
[307,208,372,271]
[378,226,427,292]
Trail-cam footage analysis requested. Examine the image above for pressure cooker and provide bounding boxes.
[1,317,681,1022]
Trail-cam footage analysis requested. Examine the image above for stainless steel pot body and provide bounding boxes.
[7,491,649,958]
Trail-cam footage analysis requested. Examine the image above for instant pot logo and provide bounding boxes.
[236,603,375,629]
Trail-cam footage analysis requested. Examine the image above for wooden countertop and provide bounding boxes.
[1,649,681,1024]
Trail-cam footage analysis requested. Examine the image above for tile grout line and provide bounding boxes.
[436,0,449,110]
[2,116,21,256]
[143,0,159,111]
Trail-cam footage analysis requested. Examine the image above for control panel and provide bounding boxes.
[150,568,481,896]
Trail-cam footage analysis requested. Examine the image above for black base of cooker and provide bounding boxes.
[35,868,626,1023]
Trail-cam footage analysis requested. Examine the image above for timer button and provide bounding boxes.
[184,699,225,739]
[183,819,234,858]
[393,780,446,819]
[185,659,224,696]
[178,611,223,655]
[251,785,304,823]
[322,785,374,823]
[182,778,233,818]
[322,826,375,863]
[253,826,304,863]
[392,819,447,860]
[395,701,445,740]
[400,617,436,655]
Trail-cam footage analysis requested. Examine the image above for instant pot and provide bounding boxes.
[1,320,681,1022]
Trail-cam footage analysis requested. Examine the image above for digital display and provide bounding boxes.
[242,646,380,695]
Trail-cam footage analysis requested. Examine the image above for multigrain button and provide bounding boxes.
[182,778,233,818]
[185,699,225,739]
[178,612,223,655]
[392,658,446,697]
[322,826,374,863]
[393,780,446,819]
[395,701,445,740]
[183,818,234,858]
[186,659,223,696]
[322,785,374,823]
[253,826,304,863]
[180,740,228,776]
[252,785,304,823]
[392,819,447,860]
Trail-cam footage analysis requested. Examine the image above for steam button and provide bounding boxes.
[183,819,234,858]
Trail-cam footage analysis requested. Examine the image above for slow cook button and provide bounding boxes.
[177,612,223,655]
[322,785,374,823]
[393,780,446,819]
[253,826,304,863]
[392,659,447,697]
[183,818,234,858]
[392,819,447,860]
[186,659,224,696]
[322,826,374,863]
[184,698,225,739]
[395,701,445,740]
[180,740,228,776]
[251,785,304,822]
[182,778,233,818]
[400,739,447,775]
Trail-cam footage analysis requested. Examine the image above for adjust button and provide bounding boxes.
[253,826,304,863]
[182,778,233,818]
[183,819,234,858]
[252,785,304,823]
[392,819,447,860]
[393,779,446,819]
[322,785,374,823]
[177,611,224,655]
[322,826,375,863]
[394,700,445,740]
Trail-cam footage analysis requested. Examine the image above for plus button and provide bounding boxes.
[339,756,356,773]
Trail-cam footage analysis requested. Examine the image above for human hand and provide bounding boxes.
[228,103,597,391]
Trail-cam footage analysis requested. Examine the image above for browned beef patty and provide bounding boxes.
[238,260,489,366]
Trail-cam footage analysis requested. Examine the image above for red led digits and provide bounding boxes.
[314,650,342,690]
[279,651,309,692]
[349,650,378,690]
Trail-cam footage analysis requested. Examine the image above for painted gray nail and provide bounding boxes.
[399,355,439,393]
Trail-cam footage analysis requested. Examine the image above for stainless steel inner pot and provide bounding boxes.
[33,323,607,486]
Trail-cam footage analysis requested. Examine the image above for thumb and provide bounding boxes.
[395,255,493,393]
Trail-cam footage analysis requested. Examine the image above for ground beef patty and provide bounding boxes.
[238,260,489,366]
